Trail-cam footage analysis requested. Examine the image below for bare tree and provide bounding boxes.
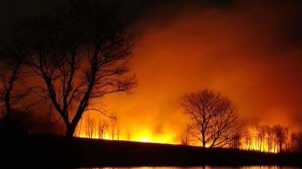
[272,125,288,153]
[180,89,244,148]
[243,130,252,150]
[0,55,23,121]
[290,132,302,153]
[110,116,118,140]
[0,27,35,133]
[229,132,242,149]
[264,125,274,152]
[85,114,95,138]
[179,125,191,145]
[97,119,109,139]
[255,124,267,152]
[18,0,136,138]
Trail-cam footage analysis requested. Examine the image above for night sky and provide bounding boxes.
[0,0,301,141]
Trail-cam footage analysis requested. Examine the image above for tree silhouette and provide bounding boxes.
[242,129,252,150]
[110,116,118,140]
[0,27,35,133]
[255,124,267,152]
[15,0,136,138]
[265,125,274,152]
[272,125,288,153]
[85,114,95,138]
[97,119,109,139]
[180,89,243,148]
[290,132,302,153]
[241,123,291,153]
[229,132,242,149]
[179,125,191,145]
[0,49,23,121]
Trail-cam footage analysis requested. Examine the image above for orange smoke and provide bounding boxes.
[77,0,301,145]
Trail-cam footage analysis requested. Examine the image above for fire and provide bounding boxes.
[241,141,278,154]
[76,130,177,144]
[75,118,287,154]
[140,137,151,143]
[75,112,288,154]
[75,114,178,144]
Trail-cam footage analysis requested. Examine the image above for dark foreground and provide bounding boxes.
[0,135,301,168]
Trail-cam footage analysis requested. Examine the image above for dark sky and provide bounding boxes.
[1,0,299,44]
[0,0,62,30]
[0,0,235,30]
[0,0,301,140]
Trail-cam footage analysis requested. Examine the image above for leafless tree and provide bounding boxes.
[97,119,109,139]
[264,125,274,152]
[290,132,302,153]
[110,116,118,140]
[85,114,95,138]
[0,27,37,133]
[229,132,242,149]
[0,35,23,119]
[272,125,288,153]
[18,0,136,138]
[180,89,244,148]
[0,57,23,121]
[179,125,191,145]
[243,130,252,150]
[255,124,267,152]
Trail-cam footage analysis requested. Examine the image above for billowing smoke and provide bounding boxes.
[99,0,301,141]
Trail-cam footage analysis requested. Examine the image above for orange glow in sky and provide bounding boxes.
[74,0,300,152]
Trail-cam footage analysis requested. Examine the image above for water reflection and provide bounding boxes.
[81,167,299,169]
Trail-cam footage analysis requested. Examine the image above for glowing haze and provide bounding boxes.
[75,0,302,145]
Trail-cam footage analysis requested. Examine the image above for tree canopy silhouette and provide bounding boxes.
[180,89,244,148]
[10,0,136,138]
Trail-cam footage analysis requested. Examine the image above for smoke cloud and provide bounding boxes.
[100,0,301,141]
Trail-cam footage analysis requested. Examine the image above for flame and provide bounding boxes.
[76,127,277,153]
[75,116,281,153]
[241,141,278,154]
[75,114,178,144]
[75,112,284,153]
[140,137,151,143]
[76,130,177,144]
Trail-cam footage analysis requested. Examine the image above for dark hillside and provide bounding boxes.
[0,135,301,168]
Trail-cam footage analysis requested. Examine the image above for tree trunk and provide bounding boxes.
[4,94,12,120]
[202,131,206,148]
[66,123,76,139]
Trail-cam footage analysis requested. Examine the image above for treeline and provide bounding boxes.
[237,124,302,153]
[178,89,302,154]
[74,113,121,140]
[180,121,302,154]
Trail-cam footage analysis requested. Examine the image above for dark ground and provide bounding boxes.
[0,134,301,168]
